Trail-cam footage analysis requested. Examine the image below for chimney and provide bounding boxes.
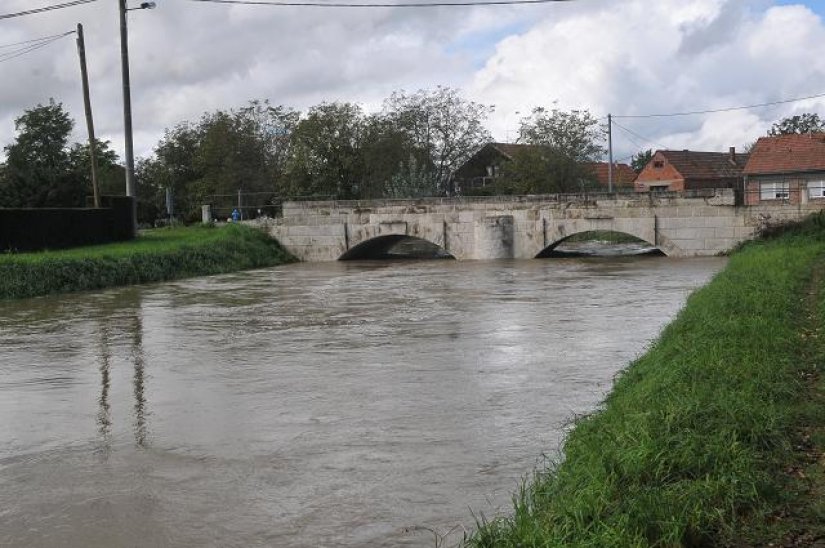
[729,146,736,166]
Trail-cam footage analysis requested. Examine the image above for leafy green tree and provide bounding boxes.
[138,100,299,220]
[631,149,653,173]
[0,100,82,207]
[284,102,365,199]
[68,138,124,198]
[517,106,605,161]
[494,106,605,193]
[768,113,825,136]
[496,146,583,194]
[383,87,492,194]
[359,115,434,199]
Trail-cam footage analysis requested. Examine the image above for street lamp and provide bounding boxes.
[128,2,156,11]
[119,0,155,233]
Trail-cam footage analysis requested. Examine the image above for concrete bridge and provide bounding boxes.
[255,189,823,261]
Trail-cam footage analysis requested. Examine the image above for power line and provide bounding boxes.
[611,122,647,150]
[0,31,74,64]
[185,0,574,8]
[611,119,668,151]
[0,0,98,21]
[613,91,825,119]
[0,31,74,50]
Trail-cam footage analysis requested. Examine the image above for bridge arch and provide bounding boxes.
[339,235,455,260]
[535,228,666,257]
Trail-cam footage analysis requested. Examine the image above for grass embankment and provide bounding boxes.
[0,224,294,300]
[469,218,825,547]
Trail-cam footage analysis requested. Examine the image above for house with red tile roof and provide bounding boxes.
[743,133,825,205]
[453,142,634,193]
[634,148,748,193]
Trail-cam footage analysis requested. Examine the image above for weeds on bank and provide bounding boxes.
[0,224,295,300]
[467,217,825,547]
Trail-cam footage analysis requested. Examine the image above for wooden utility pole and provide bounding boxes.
[76,23,100,208]
[607,113,614,193]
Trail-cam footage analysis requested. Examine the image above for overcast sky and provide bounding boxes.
[1,0,824,163]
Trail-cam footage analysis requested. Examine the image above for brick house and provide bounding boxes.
[635,148,748,192]
[743,133,825,206]
[453,142,635,192]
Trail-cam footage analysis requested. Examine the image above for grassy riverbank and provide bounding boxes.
[469,217,825,546]
[0,224,295,300]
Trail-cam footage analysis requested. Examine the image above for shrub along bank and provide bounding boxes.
[469,217,825,546]
[0,224,295,300]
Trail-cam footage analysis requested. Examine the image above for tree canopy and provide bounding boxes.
[631,149,653,173]
[768,113,825,136]
[0,100,121,208]
[383,87,492,193]
[489,107,606,194]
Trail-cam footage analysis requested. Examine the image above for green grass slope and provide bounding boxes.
[469,217,825,547]
[0,224,295,300]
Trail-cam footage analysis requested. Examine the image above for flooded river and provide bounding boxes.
[0,256,724,547]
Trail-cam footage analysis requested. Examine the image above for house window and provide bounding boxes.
[760,182,790,200]
[653,161,664,168]
[808,181,825,199]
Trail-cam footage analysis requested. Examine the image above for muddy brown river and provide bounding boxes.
[0,256,725,547]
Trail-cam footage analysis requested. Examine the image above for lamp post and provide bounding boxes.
[119,0,155,232]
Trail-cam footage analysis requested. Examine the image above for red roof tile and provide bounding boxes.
[743,133,825,175]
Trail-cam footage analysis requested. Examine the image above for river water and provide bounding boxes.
[0,256,724,547]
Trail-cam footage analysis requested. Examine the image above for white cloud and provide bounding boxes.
[471,0,825,159]
[0,0,824,166]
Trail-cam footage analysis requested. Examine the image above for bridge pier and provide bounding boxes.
[474,216,514,259]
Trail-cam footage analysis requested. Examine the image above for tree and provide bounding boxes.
[517,106,605,161]
[496,106,606,193]
[284,102,365,199]
[630,149,653,173]
[496,146,583,194]
[360,115,433,199]
[68,138,123,197]
[768,113,825,136]
[383,87,492,194]
[138,100,299,220]
[0,100,81,207]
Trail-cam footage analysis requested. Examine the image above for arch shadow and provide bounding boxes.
[535,230,666,258]
[339,235,455,261]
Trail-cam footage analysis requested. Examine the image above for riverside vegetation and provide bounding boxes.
[0,224,294,300]
[468,215,825,547]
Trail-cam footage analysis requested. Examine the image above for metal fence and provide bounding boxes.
[204,192,335,221]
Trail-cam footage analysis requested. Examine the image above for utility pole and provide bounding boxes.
[607,113,614,193]
[119,0,137,232]
[75,23,100,208]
